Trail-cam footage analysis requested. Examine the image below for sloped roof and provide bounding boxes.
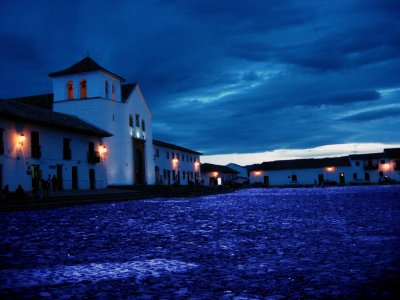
[9,93,54,110]
[122,83,137,102]
[49,57,125,82]
[153,139,202,155]
[250,156,351,171]
[0,100,111,137]
[384,148,400,159]
[201,163,238,174]
[349,152,384,160]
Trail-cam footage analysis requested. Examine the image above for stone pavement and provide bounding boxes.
[1,185,400,299]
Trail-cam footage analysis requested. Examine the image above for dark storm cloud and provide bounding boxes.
[0,0,399,154]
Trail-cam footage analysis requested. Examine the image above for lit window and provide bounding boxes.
[112,83,116,101]
[67,81,74,100]
[105,81,109,98]
[129,115,133,127]
[80,80,87,98]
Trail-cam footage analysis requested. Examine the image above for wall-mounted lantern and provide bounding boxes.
[18,133,26,147]
[99,144,108,155]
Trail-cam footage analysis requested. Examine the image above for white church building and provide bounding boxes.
[1,57,202,192]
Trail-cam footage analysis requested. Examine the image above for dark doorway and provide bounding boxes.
[89,168,95,189]
[0,164,2,190]
[167,170,171,185]
[72,166,78,190]
[263,176,269,187]
[133,138,145,185]
[318,174,324,185]
[57,164,63,190]
[31,164,41,190]
[365,172,370,182]
[339,173,345,184]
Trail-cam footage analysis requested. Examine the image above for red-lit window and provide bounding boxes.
[112,83,116,101]
[67,81,74,100]
[80,80,87,98]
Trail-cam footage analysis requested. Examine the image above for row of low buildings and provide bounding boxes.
[2,57,399,192]
[0,57,201,192]
[199,149,400,187]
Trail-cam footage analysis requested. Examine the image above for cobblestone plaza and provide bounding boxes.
[1,186,400,299]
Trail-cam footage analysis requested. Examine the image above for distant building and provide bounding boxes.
[249,149,400,186]
[201,163,238,186]
[153,140,201,185]
[226,163,248,179]
[349,149,400,183]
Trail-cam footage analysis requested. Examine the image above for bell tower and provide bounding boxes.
[49,57,125,102]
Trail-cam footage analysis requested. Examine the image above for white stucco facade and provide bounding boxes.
[249,150,400,186]
[250,166,352,186]
[52,64,154,185]
[153,140,201,185]
[0,119,107,192]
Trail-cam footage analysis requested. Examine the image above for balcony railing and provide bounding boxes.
[364,165,378,170]
[87,151,100,164]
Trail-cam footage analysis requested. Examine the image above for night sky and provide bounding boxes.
[1,0,399,164]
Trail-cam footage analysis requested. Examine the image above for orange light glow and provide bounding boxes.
[326,166,334,172]
[383,163,390,170]
[173,158,179,164]
[254,171,261,176]
[99,144,107,155]
[194,161,200,167]
[18,133,26,146]
[212,171,218,177]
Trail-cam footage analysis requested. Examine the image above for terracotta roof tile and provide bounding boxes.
[9,93,54,110]
[201,163,238,174]
[49,57,125,82]
[0,100,111,137]
[153,139,202,155]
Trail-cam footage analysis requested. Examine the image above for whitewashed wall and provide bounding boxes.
[54,80,154,185]
[201,172,236,186]
[0,119,107,192]
[52,72,122,102]
[153,144,200,185]
[250,166,353,186]
[349,158,400,183]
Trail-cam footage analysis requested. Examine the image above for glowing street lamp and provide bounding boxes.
[18,133,26,146]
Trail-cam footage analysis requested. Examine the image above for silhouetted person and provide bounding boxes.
[1,185,10,200]
[15,185,26,201]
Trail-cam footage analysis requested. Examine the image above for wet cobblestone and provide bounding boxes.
[1,186,400,299]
